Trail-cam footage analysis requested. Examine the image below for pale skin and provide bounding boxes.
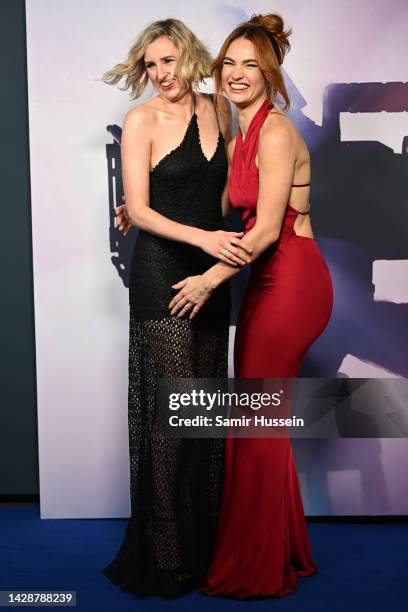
[169,36,314,319]
[115,35,252,267]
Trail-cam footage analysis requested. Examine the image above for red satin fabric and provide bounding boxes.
[201,100,333,599]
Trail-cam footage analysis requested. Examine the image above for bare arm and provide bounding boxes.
[169,120,296,318]
[122,107,204,246]
[121,106,250,265]
[203,121,295,287]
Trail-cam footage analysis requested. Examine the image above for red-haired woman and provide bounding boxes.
[169,13,333,599]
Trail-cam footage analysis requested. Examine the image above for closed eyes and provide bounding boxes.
[222,60,258,68]
[145,58,175,69]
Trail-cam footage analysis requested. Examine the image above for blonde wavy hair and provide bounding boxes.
[100,18,213,99]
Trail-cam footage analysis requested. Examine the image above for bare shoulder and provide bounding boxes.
[195,92,214,113]
[206,92,231,117]
[259,111,296,151]
[217,98,232,139]
[203,93,232,138]
[123,102,157,134]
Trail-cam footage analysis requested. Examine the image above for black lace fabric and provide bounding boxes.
[102,100,231,598]
[102,310,229,598]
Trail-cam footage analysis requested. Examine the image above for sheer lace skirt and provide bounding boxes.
[102,307,229,598]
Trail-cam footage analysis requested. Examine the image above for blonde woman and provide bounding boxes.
[100,19,250,598]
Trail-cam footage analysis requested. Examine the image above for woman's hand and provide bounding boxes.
[198,230,252,266]
[169,275,213,319]
[114,195,133,236]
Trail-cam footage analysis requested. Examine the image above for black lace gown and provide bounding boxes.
[102,105,230,598]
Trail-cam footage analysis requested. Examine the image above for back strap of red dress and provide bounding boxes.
[290,182,311,215]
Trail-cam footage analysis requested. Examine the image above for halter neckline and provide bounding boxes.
[236,98,310,188]
[150,93,223,173]
[239,98,272,143]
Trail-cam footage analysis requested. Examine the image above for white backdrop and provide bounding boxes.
[26,0,408,518]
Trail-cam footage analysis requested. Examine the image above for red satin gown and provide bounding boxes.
[200,99,333,599]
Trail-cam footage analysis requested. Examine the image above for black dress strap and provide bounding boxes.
[192,91,196,116]
[210,93,221,132]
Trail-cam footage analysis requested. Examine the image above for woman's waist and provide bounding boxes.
[132,231,225,272]
[232,203,310,234]
[249,236,326,278]
[149,194,225,230]
[150,213,224,231]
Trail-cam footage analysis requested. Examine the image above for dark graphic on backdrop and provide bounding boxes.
[105,78,408,377]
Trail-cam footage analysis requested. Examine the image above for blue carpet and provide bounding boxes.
[0,505,406,611]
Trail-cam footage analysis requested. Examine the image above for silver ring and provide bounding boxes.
[222,248,229,257]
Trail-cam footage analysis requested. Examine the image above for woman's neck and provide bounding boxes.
[155,89,195,119]
[237,95,270,141]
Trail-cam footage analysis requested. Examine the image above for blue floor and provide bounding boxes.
[0,504,406,611]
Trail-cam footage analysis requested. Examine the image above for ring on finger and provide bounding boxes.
[222,247,229,257]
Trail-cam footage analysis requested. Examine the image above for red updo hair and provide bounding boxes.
[213,13,292,114]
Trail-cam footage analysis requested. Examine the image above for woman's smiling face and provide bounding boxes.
[144,36,189,101]
[221,37,267,107]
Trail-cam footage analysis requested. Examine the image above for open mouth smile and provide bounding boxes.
[229,82,250,91]
[160,79,176,89]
